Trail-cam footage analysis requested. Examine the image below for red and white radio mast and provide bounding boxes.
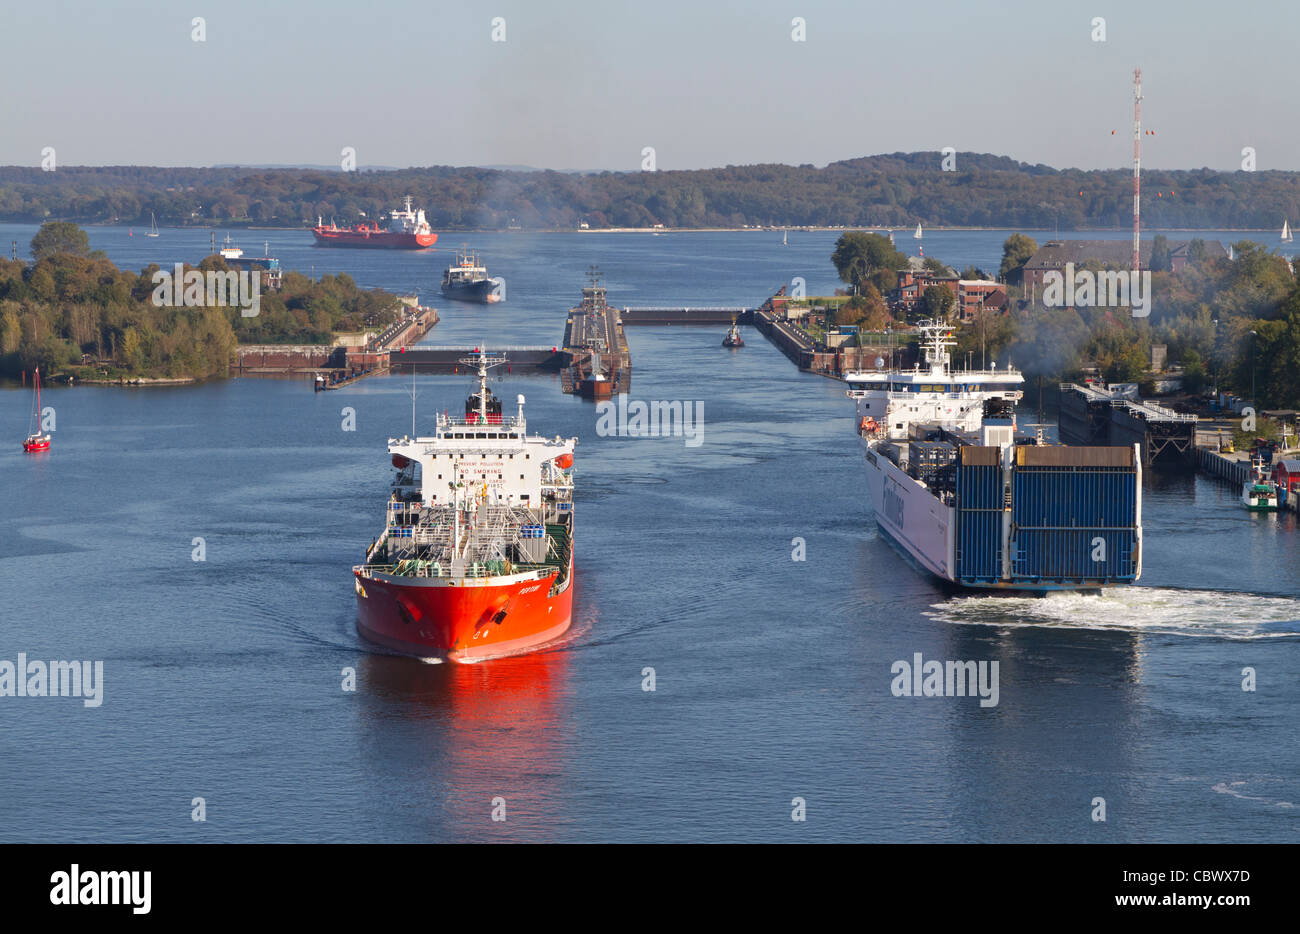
[1132,67,1142,272]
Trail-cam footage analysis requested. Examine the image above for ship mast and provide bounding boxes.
[452,459,461,554]
[919,319,955,375]
[409,366,417,437]
[1132,66,1142,273]
[456,346,509,428]
[477,347,489,420]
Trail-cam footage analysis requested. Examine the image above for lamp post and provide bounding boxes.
[1250,329,1258,411]
[1210,319,1218,397]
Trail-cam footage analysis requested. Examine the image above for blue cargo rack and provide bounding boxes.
[954,445,1004,583]
[953,444,1140,588]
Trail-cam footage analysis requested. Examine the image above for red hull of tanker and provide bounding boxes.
[312,228,437,249]
[355,562,572,662]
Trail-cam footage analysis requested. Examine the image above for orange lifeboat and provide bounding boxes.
[554,453,573,470]
[392,453,411,469]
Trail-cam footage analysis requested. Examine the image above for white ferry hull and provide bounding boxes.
[864,443,953,580]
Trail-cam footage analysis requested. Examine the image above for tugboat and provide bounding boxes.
[1242,456,1279,511]
[722,316,744,348]
[440,249,502,304]
[353,349,577,661]
[22,367,50,453]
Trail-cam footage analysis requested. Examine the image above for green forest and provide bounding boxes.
[0,223,405,380]
[5,153,1300,230]
[827,229,1300,408]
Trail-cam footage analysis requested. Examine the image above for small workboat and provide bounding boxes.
[722,320,744,347]
[1242,456,1278,511]
[22,367,51,453]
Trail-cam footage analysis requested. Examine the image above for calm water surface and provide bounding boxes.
[0,227,1296,841]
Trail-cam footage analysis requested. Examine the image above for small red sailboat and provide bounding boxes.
[23,367,51,453]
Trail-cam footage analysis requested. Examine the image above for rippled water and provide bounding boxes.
[0,226,1296,842]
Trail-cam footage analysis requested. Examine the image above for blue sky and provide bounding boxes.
[1,0,1293,171]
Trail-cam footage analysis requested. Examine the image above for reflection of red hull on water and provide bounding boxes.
[355,554,573,662]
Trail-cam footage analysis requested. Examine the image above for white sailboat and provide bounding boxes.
[1282,219,1293,244]
[146,211,159,238]
[913,223,923,239]
[782,228,788,246]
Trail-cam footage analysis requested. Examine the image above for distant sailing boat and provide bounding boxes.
[22,368,51,453]
[913,223,923,239]
[782,228,788,246]
[146,212,160,238]
[1282,219,1293,244]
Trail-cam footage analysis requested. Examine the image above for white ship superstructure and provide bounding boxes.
[388,196,432,236]
[845,322,1023,441]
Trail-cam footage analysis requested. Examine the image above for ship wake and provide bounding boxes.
[925,586,1300,640]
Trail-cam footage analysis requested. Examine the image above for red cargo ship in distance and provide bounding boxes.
[354,349,578,662]
[312,196,437,249]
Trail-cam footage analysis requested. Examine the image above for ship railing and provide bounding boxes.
[1116,400,1198,423]
[356,561,554,580]
[437,416,522,430]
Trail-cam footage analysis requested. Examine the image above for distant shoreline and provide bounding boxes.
[76,376,199,386]
[5,222,1277,235]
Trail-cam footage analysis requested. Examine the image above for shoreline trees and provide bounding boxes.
[0,223,404,381]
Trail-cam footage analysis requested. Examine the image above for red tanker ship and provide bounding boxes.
[354,350,577,662]
[312,196,437,249]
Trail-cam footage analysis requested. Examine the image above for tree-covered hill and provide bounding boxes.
[3,153,1299,230]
